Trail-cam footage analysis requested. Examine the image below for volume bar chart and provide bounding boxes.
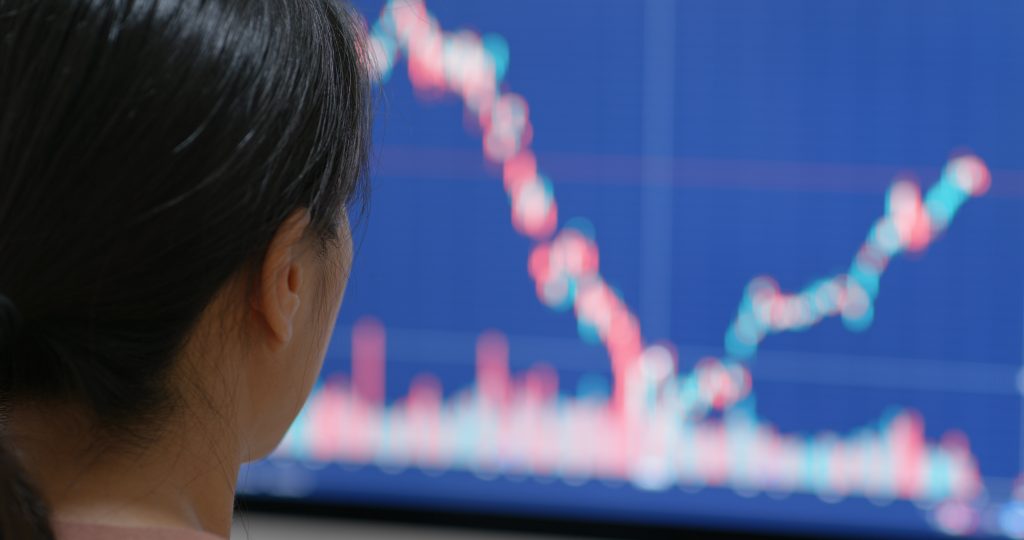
[280,318,982,504]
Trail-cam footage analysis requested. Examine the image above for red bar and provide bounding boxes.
[352,317,386,406]
[476,330,509,407]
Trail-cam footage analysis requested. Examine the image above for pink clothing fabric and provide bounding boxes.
[55,522,224,540]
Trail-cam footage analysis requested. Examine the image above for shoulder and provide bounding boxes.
[54,521,225,540]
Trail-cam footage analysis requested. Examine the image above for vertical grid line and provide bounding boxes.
[640,0,677,342]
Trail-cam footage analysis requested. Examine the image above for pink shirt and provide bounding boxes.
[55,522,224,540]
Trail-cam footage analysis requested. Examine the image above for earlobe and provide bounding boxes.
[254,210,311,348]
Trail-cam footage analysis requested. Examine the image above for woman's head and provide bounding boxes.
[0,0,373,529]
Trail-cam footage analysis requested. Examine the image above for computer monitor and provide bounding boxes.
[238,1,1024,537]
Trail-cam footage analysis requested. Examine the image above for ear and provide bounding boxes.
[253,209,312,348]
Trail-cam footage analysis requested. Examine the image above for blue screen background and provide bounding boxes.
[239,1,1024,537]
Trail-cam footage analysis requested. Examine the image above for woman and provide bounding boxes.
[0,0,373,538]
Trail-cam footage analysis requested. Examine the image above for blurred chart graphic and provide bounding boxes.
[240,1,1024,537]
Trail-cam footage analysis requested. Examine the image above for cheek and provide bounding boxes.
[322,232,353,343]
[300,238,353,392]
[247,238,354,460]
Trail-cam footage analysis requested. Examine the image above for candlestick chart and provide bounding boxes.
[239,1,1024,537]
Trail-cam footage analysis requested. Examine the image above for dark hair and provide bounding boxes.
[0,0,373,536]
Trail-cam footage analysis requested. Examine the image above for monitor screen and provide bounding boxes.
[238,1,1024,537]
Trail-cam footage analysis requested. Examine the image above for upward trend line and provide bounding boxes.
[367,0,991,418]
[723,161,990,363]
